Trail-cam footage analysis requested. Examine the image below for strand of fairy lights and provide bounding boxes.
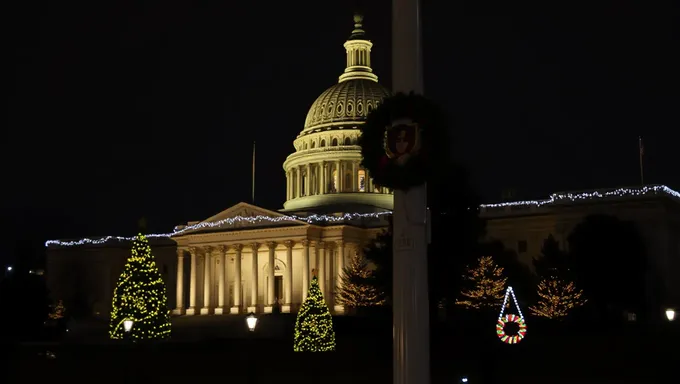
[45,211,392,247]
[481,185,680,209]
[45,184,679,247]
[498,286,524,321]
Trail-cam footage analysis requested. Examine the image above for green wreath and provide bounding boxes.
[359,92,447,190]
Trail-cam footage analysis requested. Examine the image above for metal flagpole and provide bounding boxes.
[252,141,256,204]
[638,136,644,186]
[392,0,430,383]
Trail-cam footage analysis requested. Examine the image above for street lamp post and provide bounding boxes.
[123,319,134,343]
[245,313,258,383]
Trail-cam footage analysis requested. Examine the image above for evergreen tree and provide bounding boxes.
[336,253,385,308]
[49,300,65,320]
[529,277,587,319]
[293,271,335,352]
[362,223,393,303]
[109,234,171,340]
[533,235,570,278]
[530,236,586,319]
[455,256,507,310]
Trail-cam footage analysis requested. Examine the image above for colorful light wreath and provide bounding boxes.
[496,314,527,344]
[496,286,527,345]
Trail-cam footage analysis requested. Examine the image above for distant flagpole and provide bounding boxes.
[252,141,256,204]
[638,136,644,186]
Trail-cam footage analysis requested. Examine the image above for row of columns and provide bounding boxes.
[286,160,391,200]
[174,240,353,315]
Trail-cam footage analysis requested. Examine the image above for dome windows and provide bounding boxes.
[332,138,338,146]
[357,102,363,114]
[311,141,316,149]
[346,102,353,115]
[344,137,351,145]
[320,139,326,147]
[336,102,344,115]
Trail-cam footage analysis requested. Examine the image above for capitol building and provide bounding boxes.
[45,15,680,318]
[46,15,394,317]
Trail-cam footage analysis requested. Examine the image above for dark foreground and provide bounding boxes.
[8,314,680,383]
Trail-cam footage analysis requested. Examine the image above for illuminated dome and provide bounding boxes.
[282,13,393,213]
[303,79,390,131]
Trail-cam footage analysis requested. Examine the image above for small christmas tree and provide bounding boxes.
[336,253,385,308]
[293,270,335,352]
[529,276,587,319]
[455,256,507,310]
[49,300,65,320]
[109,234,171,340]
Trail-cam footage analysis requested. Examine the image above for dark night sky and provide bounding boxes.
[6,1,679,261]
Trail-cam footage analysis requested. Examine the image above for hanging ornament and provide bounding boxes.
[496,286,527,344]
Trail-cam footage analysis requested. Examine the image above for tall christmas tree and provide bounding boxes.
[455,256,507,310]
[529,276,587,319]
[293,270,335,352]
[109,234,171,340]
[336,253,385,308]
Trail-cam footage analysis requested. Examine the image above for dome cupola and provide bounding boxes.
[281,13,393,214]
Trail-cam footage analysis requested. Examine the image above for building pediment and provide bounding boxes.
[173,202,308,236]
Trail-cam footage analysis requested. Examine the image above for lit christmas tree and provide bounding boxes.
[48,299,65,320]
[336,253,385,308]
[293,270,335,352]
[529,276,587,319]
[109,234,171,340]
[455,256,507,310]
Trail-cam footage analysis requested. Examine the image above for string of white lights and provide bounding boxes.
[481,185,680,209]
[45,184,679,248]
[45,211,392,247]
[498,286,525,321]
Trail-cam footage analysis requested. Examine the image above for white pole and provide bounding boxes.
[392,1,430,384]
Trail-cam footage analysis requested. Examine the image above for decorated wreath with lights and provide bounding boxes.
[496,286,527,345]
[359,92,448,191]
[496,314,527,344]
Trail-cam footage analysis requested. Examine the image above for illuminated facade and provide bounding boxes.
[46,14,393,317]
[480,185,680,304]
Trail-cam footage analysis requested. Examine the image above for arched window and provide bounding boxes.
[331,138,338,146]
[358,170,366,192]
[304,142,308,150]
[311,141,316,148]
[344,137,351,145]
[320,139,326,147]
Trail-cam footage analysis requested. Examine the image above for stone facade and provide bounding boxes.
[481,186,680,304]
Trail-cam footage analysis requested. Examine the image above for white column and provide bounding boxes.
[334,242,345,313]
[336,160,342,192]
[200,246,212,315]
[318,242,326,298]
[301,240,310,301]
[230,244,243,314]
[283,241,293,313]
[393,0,430,383]
[187,247,198,315]
[296,166,302,198]
[173,249,185,315]
[319,162,325,195]
[265,242,276,313]
[248,243,259,313]
[215,245,227,314]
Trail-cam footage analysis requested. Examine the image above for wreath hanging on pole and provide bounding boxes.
[358,92,448,191]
